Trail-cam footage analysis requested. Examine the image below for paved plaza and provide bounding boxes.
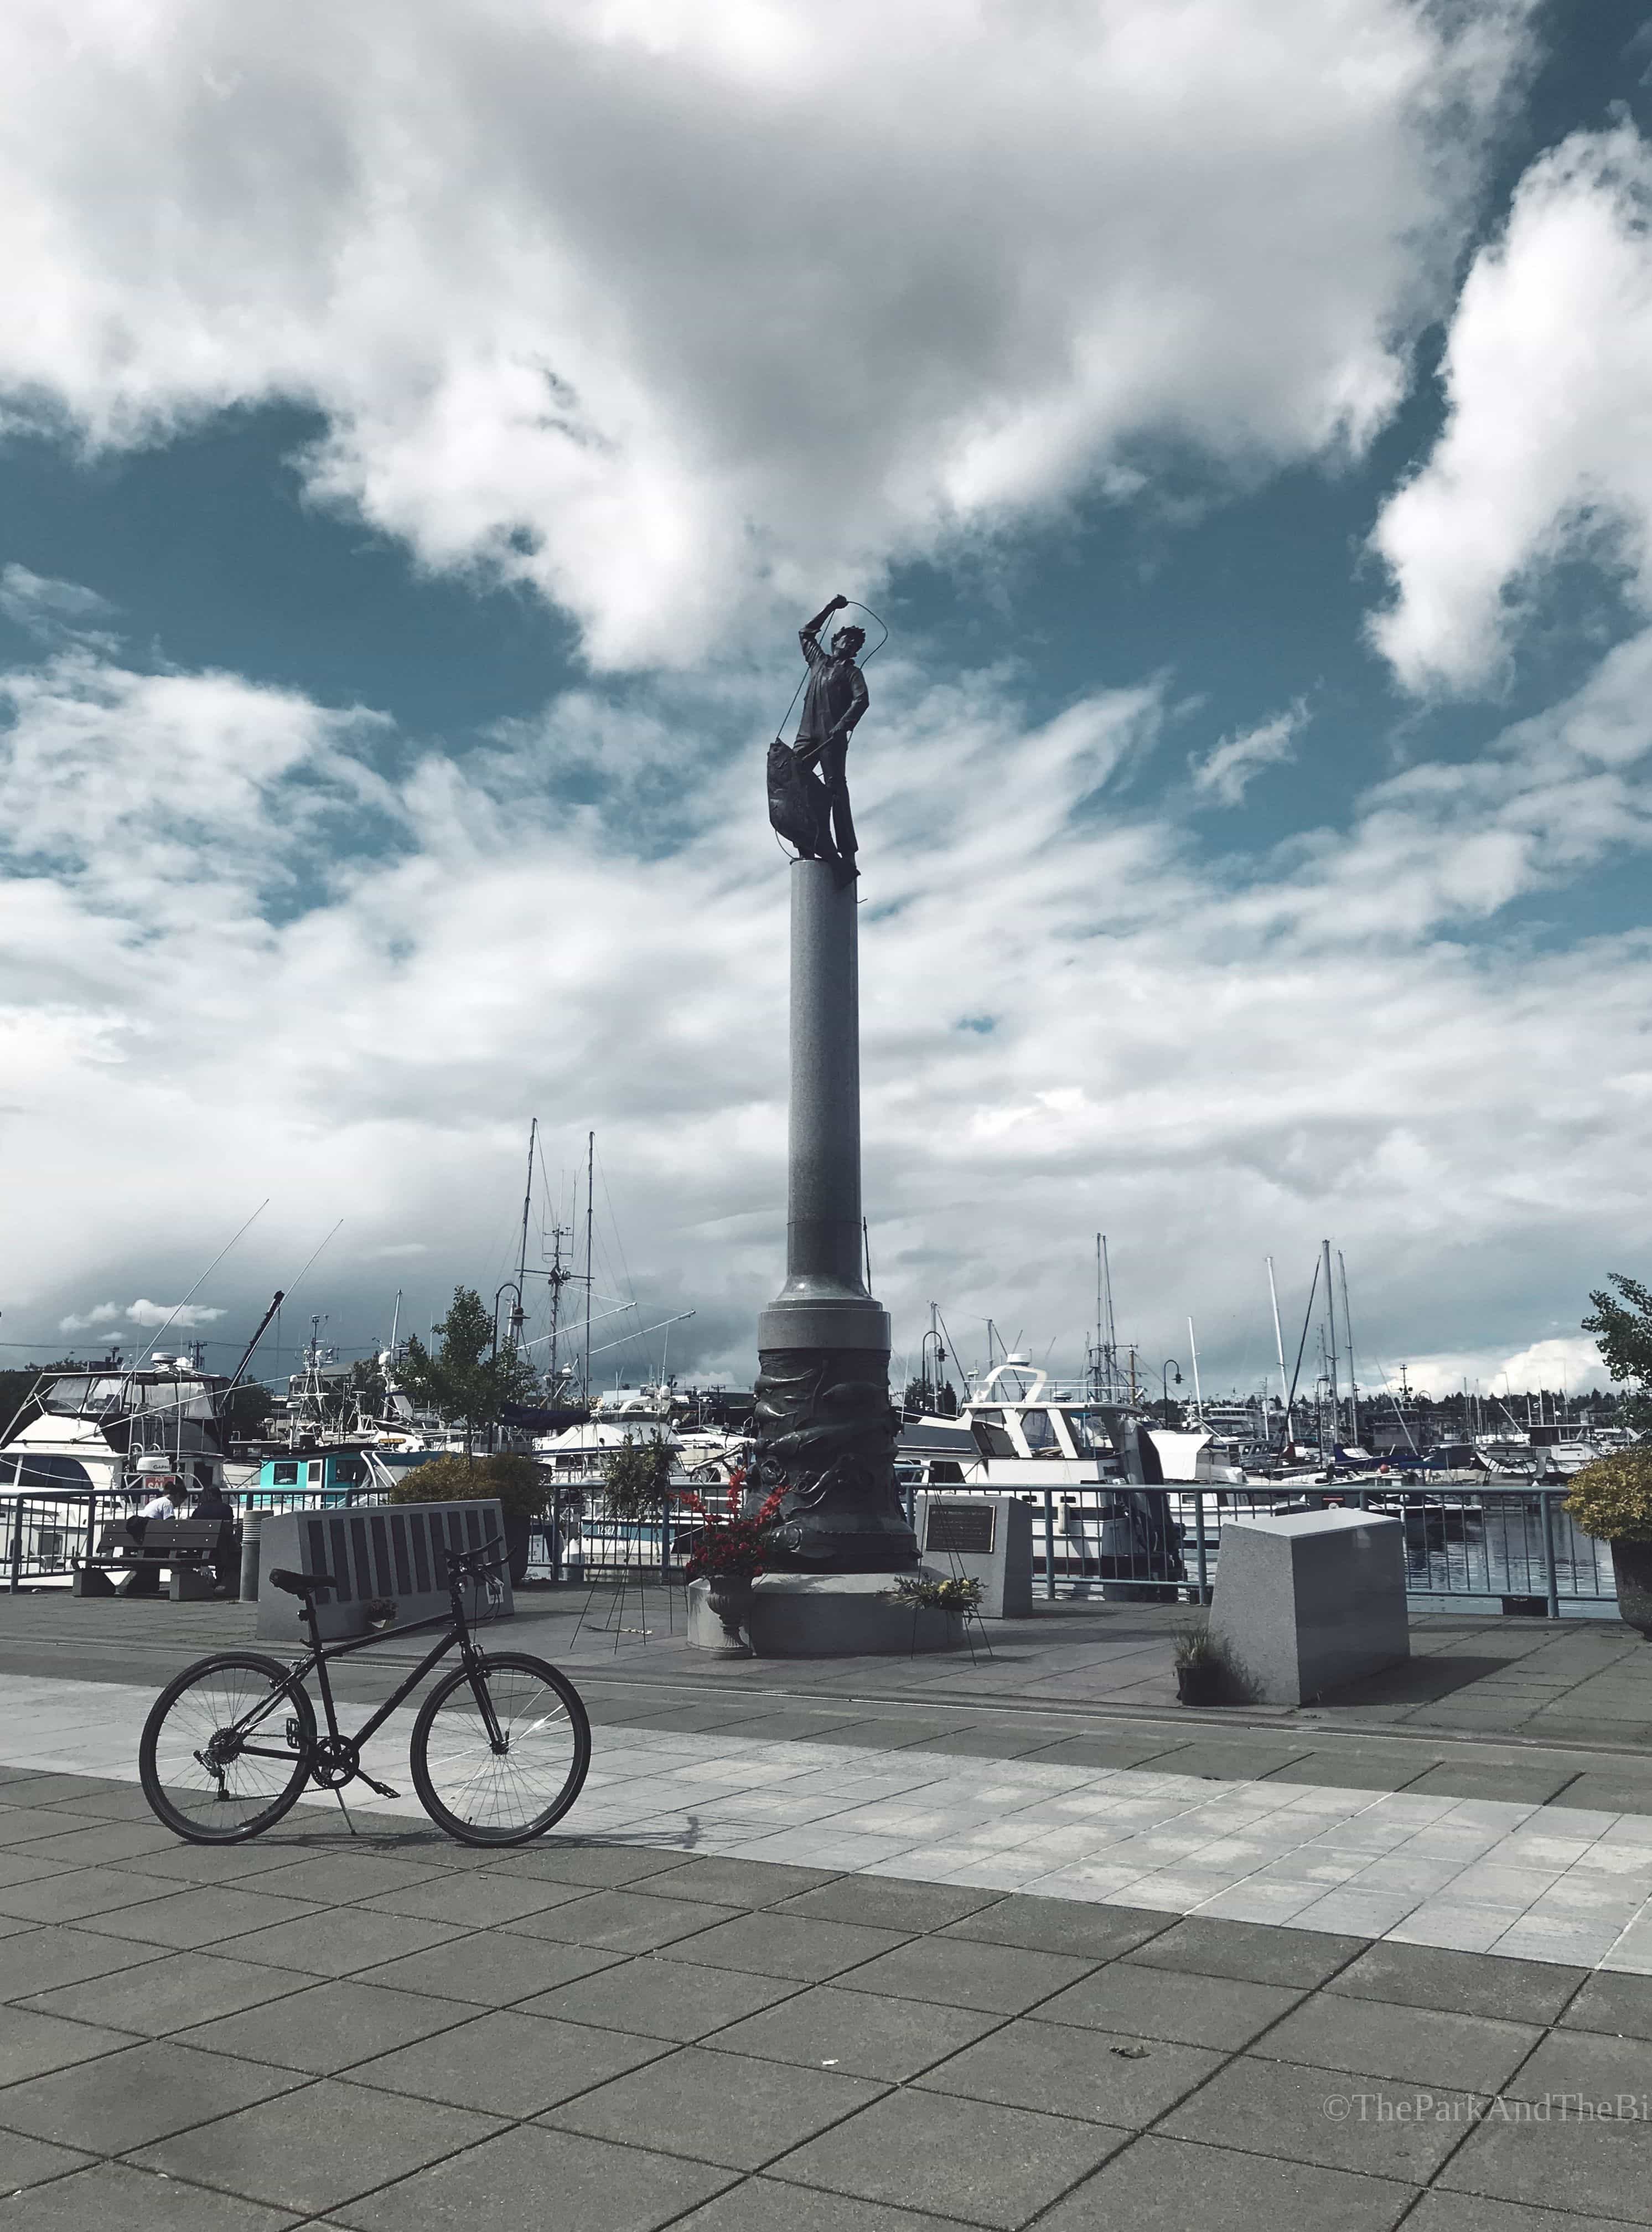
[6,1589,1652,2226]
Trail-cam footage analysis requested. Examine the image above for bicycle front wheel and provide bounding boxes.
[410,1652,590,1845]
[139,1652,315,1843]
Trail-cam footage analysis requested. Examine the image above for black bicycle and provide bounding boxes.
[138,1537,590,1847]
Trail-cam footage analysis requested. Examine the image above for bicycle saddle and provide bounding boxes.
[268,1568,337,1596]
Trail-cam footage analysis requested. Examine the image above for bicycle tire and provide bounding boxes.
[139,1652,315,1844]
[410,1651,590,1846]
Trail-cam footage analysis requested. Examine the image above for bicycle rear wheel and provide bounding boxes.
[410,1652,590,1845]
[139,1652,315,1843]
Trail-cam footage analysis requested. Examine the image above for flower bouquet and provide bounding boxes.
[676,1470,785,1649]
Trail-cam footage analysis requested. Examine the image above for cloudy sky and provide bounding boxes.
[3,0,1651,1409]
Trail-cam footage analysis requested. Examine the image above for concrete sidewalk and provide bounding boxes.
[3,1760,1652,2230]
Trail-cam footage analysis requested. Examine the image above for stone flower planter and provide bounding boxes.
[1175,1659,1225,1707]
[1612,1539,1652,1637]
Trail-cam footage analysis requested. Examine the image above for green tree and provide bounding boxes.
[396,1286,538,1459]
[1583,1274,1652,1432]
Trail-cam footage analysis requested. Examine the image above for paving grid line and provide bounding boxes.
[6,1671,1652,1974]
[0,1764,1636,2232]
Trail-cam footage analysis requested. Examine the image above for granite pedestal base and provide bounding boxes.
[686,1570,964,1656]
[1208,1507,1408,1706]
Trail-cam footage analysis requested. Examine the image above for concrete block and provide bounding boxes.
[913,1494,1033,1618]
[256,1500,514,1642]
[1209,1509,1408,1706]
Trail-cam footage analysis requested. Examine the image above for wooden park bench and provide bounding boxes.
[72,1516,237,1601]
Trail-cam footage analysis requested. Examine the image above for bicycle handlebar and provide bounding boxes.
[437,1536,508,1584]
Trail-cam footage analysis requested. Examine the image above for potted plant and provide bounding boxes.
[1172,1622,1227,1706]
[676,1473,785,1650]
[1566,1448,1652,1636]
[387,1450,550,1586]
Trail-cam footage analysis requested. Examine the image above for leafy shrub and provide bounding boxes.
[603,1437,673,1521]
[386,1450,548,1518]
[1566,1449,1652,1542]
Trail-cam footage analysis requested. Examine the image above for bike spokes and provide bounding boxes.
[140,1654,313,1843]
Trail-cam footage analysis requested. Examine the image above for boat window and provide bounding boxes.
[333,1459,366,1487]
[1062,1410,1111,1455]
[307,1461,323,1485]
[970,1417,1017,1460]
[272,1462,298,1485]
[928,1461,965,1485]
[11,1454,92,1490]
[1020,1409,1059,1453]
[38,1378,96,1414]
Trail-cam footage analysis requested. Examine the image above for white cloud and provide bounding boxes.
[1371,121,1652,694]
[0,565,118,648]
[5,614,1652,1394]
[1190,701,1308,807]
[58,1301,121,1333]
[0,0,1533,665]
[124,1300,227,1329]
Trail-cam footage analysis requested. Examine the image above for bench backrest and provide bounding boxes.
[95,1516,235,1561]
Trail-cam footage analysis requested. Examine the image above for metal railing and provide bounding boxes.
[2,1485,390,1590]
[1001,1482,1614,1616]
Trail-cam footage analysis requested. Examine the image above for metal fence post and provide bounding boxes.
[84,1491,97,1574]
[1193,1491,1208,1604]
[1540,1489,1561,1621]
[8,1500,23,1594]
[1043,1489,1057,1601]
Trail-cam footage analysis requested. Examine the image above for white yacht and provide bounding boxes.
[0,1356,239,1502]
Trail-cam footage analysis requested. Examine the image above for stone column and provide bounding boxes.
[749,858,919,1570]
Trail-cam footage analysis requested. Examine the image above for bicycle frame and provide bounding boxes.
[235,1562,508,1772]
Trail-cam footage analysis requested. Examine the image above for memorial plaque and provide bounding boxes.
[925,1501,996,1556]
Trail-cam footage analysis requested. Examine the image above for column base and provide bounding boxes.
[686,1573,965,1656]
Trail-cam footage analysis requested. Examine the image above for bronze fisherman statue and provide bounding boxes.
[765,593,869,888]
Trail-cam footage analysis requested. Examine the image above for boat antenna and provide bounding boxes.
[134,1198,270,1370]
[229,1291,285,1389]
[509,1119,537,1357]
[583,1129,595,1403]
[1337,1249,1359,1446]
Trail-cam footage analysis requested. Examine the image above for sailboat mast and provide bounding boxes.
[1321,1237,1340,1447]
[1266,1256,1290,1447]
[509,1119,537,1355]
[1187,1317,1203,1421]
[1337,1248,1359,1447]
[583,1129,595,1403]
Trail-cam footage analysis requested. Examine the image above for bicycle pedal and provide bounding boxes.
[361,1775,401,1800]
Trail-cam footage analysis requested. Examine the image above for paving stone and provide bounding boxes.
[1018,1735,1191,1771]
[76,1882,327,1950]
[1035,2132,1412,2231]
[1401,1764,1582,1805]
[1038,1961,1303,2048]
[650,1856,841,1906]
[837,1934,1092,2016]
[1145,1743,1318,1782]
[0,2160,299,2232]
[669,2178,947,2232]
[501,1887,733,1954]
[0,1923,166,1997]
[176,1976,478,2073]
[238,1852,450,1904]
[486,1842,697,1889]
[1123,1916,1366,1990]
[13,1820,181,1867]
[0,1865,184,1925]
[1439,2099,1652,2223]
[1404,2193,1640,2232]
[351,2008,670,2115]
[774,1876,1000,1933]
[704,1981,1001,2081]
[1561,1970,1652,2039]
[903,1725,1073,1759]
[0,2128,92,2192]
[0,1849,60,1890]
[1328,1941,1587,2023]
[656,1911,908,1983]
[545,2042,885,2169]
[1158,2052,1467,2181]
[1503,2024,1652,2104]
[0,2037,303,2152]
[0,1775,126,1808]
[130,2078,503,2216]
[355,1872,588,1927]
[221,1906,468,1978]
[355,1931,623,2006]
[22,1949,310,2038]
[916,2014,1221,2127]
[940,1895,1174,1962]
[1254,1993,1542,2091]
[1260,1752,1435,1792]
[768,2084,1127,2228]
[101,1839,317,1886]
[0,1809,90,1847]
[519,1954,800,2040]
[1552,1775,1652,1817]
[0,2005,136,2086]
[330,2122,732,2232]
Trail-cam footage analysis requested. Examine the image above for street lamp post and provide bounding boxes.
[1161,1359,1183,1424]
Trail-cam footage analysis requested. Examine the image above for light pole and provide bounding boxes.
[1161,1359,1182,1424]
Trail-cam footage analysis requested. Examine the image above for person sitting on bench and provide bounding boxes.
[123,1458,184,1594]
[188,1478,239,1594]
